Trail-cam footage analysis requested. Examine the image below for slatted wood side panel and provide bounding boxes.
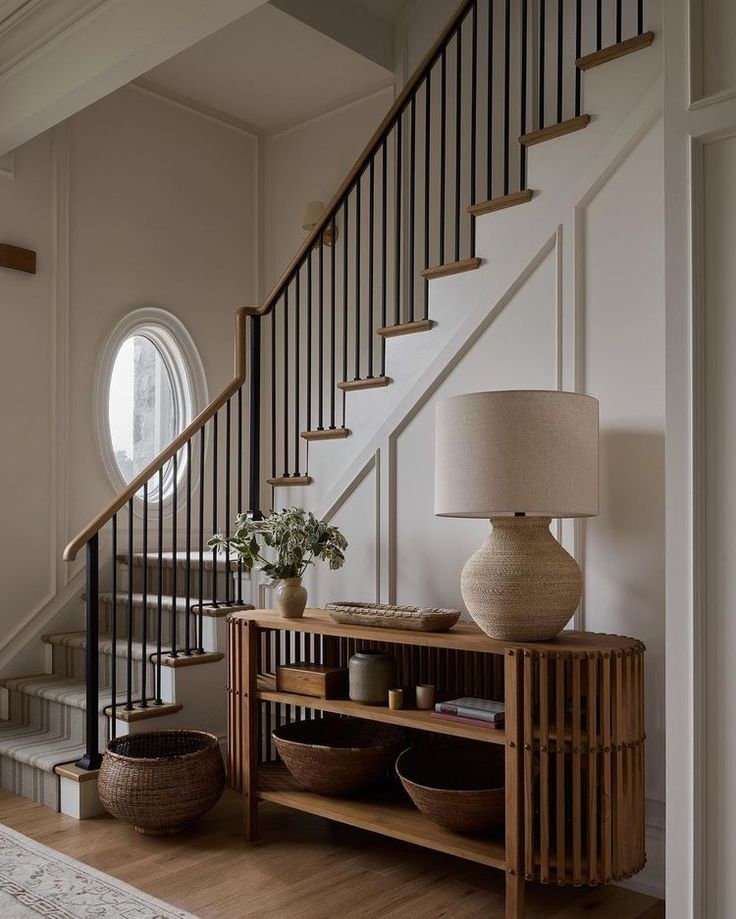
[225,615,246,792]
[520,643,646,886]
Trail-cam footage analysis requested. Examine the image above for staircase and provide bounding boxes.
[0,0,657,817]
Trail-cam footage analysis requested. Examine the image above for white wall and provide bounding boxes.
[260,85,394,297]
[0,86,258,664]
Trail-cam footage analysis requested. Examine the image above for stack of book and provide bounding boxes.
[431,697,505,729]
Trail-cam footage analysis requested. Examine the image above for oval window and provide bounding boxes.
[108,334,178,483]
[98,309,207,504]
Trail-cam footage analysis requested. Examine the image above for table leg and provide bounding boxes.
[505,873,526,919]
[243,620,259,840]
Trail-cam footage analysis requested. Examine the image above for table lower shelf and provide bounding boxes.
[257,766,507,870]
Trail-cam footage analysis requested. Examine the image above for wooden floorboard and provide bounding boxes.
[0,788,663,918]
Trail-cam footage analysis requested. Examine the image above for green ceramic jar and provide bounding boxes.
[348,650,397,705]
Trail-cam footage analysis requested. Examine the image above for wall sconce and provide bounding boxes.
[303,201,337,247]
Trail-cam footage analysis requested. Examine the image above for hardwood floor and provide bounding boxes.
[0,788,663,918]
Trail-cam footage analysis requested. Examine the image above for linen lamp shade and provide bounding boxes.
[434,390,598,519]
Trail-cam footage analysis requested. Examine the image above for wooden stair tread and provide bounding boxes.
[519,114,591,147]
[337,377,392,392]
[106,700,183,722]
[267,476,313,487]
[576,32,655,71]
[301,428,351,442]
[377,319,434,338]
[420,257,482,280]
[468,189,534,216]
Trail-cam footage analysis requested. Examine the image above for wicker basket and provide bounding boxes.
[273,718,403,796]
[98,730,225,836]
[396,743,505,833]
[327,601,461,632]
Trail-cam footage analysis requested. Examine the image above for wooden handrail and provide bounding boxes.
[243,0,473,320]
[63,307,249,562]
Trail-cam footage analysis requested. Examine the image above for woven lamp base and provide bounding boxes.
[460,516,582,641]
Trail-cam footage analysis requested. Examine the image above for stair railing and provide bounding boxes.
[65,0,650,769]
[63,308,252,769]
[246,0,650,492]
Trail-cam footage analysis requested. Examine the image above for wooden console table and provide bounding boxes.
[226,609,646,919]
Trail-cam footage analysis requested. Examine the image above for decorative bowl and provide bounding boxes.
[396,743,505,833]
[273,718,403,796]
[98,730,225,836]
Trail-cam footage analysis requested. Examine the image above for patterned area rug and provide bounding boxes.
[0,822,196,918]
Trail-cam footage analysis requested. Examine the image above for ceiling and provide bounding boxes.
[139,2,395,133]
[351,0,407,22]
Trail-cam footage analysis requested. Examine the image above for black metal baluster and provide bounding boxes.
[395,116,402,324]
[503,0,510,195]
[409,94,417,317]
[225,400,232,602]
[596,0,602,50]
[156,467,163,700]
[76,534,101,769]
[270,312,276,479]
[318,241,324,423]
[556,0,563,124]
[342,196,349,382]
[294,275,301,467]
[487,2,494,200]
[368,161,375,373]
[637,0,643,34]
[211,414,218,608]
[110,516,117,737]
[539,0,546,129]
[616,0,622,43]
[198,429,205,654]
[283,290,289,472]
[423,71,431,320]
[186,438,193,649]
[237,384,244,604]
[575,0,582,116]
[355,177,361,376]
[454,24,462,262]
[520,0,528,190]
[470,2,478,253]
[440,50,447,265]
[330,215,337,421]
[140,481,148,706]
[304,258,312,437]
[171,451,178,656]
[126,498,134,710]
[380,141,387,374]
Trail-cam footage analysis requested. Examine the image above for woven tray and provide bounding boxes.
[327,601,461,632]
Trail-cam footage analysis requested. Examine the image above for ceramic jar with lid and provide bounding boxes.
[348,650,396,705]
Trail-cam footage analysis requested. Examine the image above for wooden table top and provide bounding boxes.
[227,608,644,654]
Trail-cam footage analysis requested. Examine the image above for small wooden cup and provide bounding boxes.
[388,688,404,710]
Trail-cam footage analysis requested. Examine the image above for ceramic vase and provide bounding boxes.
[276,577,307,619]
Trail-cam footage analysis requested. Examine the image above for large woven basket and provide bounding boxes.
[327,601,461,632]
[396,744,505,833]
[98,730,225,836]
[273,718,403,796]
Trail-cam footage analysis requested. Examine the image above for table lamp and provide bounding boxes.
[434,390,599,641]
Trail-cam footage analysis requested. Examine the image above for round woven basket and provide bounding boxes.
[273,718,403,796]
[98,730,225,836]
[396,744,505,833]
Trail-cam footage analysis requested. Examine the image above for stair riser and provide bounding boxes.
[0,757,59,809]
[124,564,236,599]
[51,643,153,696]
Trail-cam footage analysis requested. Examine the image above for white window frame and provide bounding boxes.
[96,308,208,508]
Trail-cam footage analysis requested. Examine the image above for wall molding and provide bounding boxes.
[128,80,263,139]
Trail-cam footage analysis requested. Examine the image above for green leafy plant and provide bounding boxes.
[208,506,347,580]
